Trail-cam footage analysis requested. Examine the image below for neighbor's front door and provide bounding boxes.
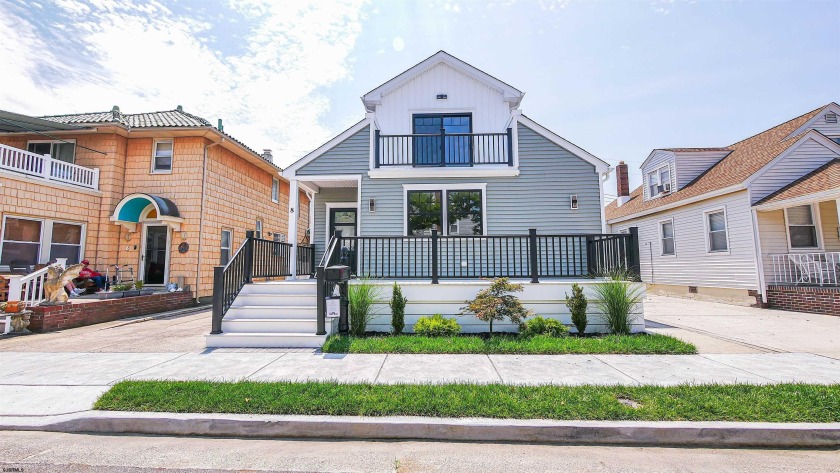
[141,225,169,285]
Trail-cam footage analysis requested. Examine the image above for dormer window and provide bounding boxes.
[647,165,671,198]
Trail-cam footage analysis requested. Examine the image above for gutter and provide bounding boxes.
[195,139,223,302]
[606,184,744,225]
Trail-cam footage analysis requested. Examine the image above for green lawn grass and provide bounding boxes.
[95,381,840,422]
[321,333,696,354]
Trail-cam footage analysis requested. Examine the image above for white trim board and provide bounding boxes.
[362,51,524,112]
[784,102,840,140]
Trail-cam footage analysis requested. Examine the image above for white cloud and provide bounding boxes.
[0,0,369,166]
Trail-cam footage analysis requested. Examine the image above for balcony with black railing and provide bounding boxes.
[374,128,513,167]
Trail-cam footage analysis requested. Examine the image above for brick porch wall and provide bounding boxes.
[765,285,840,317]
[29,291,195,332]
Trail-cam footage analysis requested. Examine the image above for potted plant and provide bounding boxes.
[135,281,155,296]
[99,283,130,299]
[4,301,23,313]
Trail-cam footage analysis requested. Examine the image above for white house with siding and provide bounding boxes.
[606,103,840,315]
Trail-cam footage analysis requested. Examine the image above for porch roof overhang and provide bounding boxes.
[753,159,840,211]
[110,193,184,232]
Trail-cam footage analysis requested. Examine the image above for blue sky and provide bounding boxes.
[1,0,837,196]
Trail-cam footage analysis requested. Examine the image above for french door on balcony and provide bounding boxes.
[412,113,472,166]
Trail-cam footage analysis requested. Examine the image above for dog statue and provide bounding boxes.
[43,263,84,305]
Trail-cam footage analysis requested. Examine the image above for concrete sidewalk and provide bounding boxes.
[1,350,840,417]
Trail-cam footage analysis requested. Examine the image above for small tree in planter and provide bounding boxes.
[389,282,407,335]
[566,283,588,336]
[460,277,532,334]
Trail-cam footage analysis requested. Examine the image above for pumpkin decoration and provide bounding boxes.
[4,301,23,313]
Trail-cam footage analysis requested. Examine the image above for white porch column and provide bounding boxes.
[5,275,22,302]
[289,178,299,279]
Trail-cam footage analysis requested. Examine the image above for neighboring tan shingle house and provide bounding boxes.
[606,103,840,316]
[0,106,310,302]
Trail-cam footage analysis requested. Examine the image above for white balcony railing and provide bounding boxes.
[770,252,840,286]
[0,143,99,190]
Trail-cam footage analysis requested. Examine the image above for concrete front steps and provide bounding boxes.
[205,280,327,348]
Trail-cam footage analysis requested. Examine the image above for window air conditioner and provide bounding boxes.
[662,182,672,193]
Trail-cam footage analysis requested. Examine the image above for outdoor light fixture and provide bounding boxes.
[181,231,188,240]
[369,198,376,212]
[570,195,579,210]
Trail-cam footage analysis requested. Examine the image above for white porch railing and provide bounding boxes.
[6,258,68,307]
[770,252,840,286]
[0,143,99,190]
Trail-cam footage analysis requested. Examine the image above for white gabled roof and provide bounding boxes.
[784,102,840,139]
[361,51,525,112]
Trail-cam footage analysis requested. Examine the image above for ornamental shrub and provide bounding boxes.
[413,314,461,337]
[566,283,588,336]
[348,279,382,336]
[519,316,569,338]
[389,282,407,335]
[460,277,533,334]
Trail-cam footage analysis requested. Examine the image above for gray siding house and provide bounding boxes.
[283,51,611,266]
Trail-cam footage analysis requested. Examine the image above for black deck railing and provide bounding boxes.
[326,228,640,283]
[211,232,315,334]
[375,128,513,167]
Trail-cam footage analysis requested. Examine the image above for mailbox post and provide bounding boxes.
[325,265,350,334]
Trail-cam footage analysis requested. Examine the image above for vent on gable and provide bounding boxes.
[826,113,838,124]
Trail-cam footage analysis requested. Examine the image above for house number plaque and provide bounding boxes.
[178,242,189,254]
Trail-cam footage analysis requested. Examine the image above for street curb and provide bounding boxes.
[1,411,839,447]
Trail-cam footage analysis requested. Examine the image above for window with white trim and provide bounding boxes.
[0,217,84,267]
[706,210,728,252]
[646,164,671,199]
[27,140,76,163]
[220,229,232,265]
[255,220,263,239]
[407,189,483,236]
[152,140,173,173]
[271,179,280,203]
[660,220,675,256]
[785,205,819,249]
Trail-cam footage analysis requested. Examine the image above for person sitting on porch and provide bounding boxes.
[65,281,84,298]
[79,260,107,292]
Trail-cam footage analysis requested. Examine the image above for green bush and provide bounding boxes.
[519,316,569,338]
[388,282,407,335]
[592,273,643,335]
[348,279,382,337]
[413,314,461,337]
[134,281,144,290]
[566,283,588,335]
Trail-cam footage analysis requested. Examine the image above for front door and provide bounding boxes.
[329,208,357,272]
[141,225,169,285]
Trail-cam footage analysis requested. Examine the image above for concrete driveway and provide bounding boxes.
[644,295,840,359]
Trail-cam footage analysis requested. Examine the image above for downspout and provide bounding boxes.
[195,138,223,302]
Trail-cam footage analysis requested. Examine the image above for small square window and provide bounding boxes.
[255,220,263,240]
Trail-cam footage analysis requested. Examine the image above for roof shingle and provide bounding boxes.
[605,104,830,221]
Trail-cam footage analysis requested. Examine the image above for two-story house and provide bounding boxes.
[0,107,310,303]
[606,103,840,316]
[283,51,611,260]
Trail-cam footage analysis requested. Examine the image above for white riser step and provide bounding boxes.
[205,333,327,348]
[240,282,316,296]
[222,318,317,333]
[232,294,316,307]
[225,306,317,319]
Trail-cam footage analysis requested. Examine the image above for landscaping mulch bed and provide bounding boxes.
[96,381,840,422]
[321,333,697,355]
